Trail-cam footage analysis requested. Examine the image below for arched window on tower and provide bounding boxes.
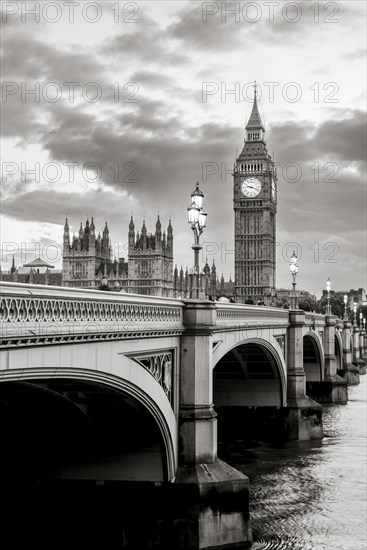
[141,260,148,276]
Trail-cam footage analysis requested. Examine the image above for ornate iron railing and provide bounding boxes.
[0,282,185,347]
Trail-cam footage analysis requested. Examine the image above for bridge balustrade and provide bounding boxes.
[215,303,289,328]
[0,282,185,347]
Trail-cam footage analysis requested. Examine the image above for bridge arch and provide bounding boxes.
[0,363,177,482]
[213,337,287,408]
[303,332,324,382]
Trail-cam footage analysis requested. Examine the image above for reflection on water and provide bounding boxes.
[220,377,367,550]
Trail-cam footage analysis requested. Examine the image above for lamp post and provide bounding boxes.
[353,303,357,327]
[343,294,348,321]
[325,277,331,315]
[363,317,366,332]
[187,182,207,298]
[289,251,299,309]
[359,312,363,328]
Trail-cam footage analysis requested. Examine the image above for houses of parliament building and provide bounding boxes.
[62,216,174,297]
[61,216,233,300]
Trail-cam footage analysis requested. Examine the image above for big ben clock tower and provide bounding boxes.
[233,88,277,304]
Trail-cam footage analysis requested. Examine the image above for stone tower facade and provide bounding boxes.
[62,218,128,289]
[233,90,277,304]
[62,216,173,296]
[128,216,174,297]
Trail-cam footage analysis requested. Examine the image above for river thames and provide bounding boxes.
[221,376,367,550]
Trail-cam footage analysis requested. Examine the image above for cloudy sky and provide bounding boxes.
[1,0,366,295]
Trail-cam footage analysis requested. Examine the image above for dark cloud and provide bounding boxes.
[104,14,188,66]
[167,1,347,52]
[268,110,367,168]
[2,33,106,82]
[1,31,110,139]
[1,190,127,224]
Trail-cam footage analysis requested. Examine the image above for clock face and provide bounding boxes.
[241,177,261,198]
[271,177,276,201]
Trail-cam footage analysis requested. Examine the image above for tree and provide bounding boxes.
[316,294,344,318]
[298,296,317,312]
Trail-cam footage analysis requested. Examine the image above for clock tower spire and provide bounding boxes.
[233,87,277,305]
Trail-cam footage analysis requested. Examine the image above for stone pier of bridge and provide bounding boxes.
[341,319,360,384]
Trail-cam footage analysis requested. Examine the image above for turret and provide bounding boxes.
[129,216,135,246]
[88,218,95,252]
[83,218,90,251]
[211,260,216,278]
[203,258,210,277]
[245,85,265,143]
[184,267,189,294]
[155,215,162,243]
[102,222,109,256]
[63,218,70,251]
[141,220,147,249]
[167,219,173,252]
[72,233,77,251]
[10,255,16,274]
[210,261,217,298]
[173,264,178,292]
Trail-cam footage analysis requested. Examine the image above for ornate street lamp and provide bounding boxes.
[343,294,348,321]
[187,182,207,298]
[353,302,357,327]
[359,311,363,328]
[325,277,331,315]
[289,251,299,309]
[363,317,366,331]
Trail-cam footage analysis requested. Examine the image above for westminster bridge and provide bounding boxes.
[0,282,366,549]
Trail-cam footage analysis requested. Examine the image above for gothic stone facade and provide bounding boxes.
[173,260,235,301]
[62,216,173,297]
[127,216,174,297]
[233,91,277,305]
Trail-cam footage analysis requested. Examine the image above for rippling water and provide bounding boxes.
[220,376,367,550]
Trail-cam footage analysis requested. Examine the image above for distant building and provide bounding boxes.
[127,216,174,297]
[62,216,174,296]
[0,257,62,286]
[173,260,235,301]
[62,217,128,290]
[322,288,367,309]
